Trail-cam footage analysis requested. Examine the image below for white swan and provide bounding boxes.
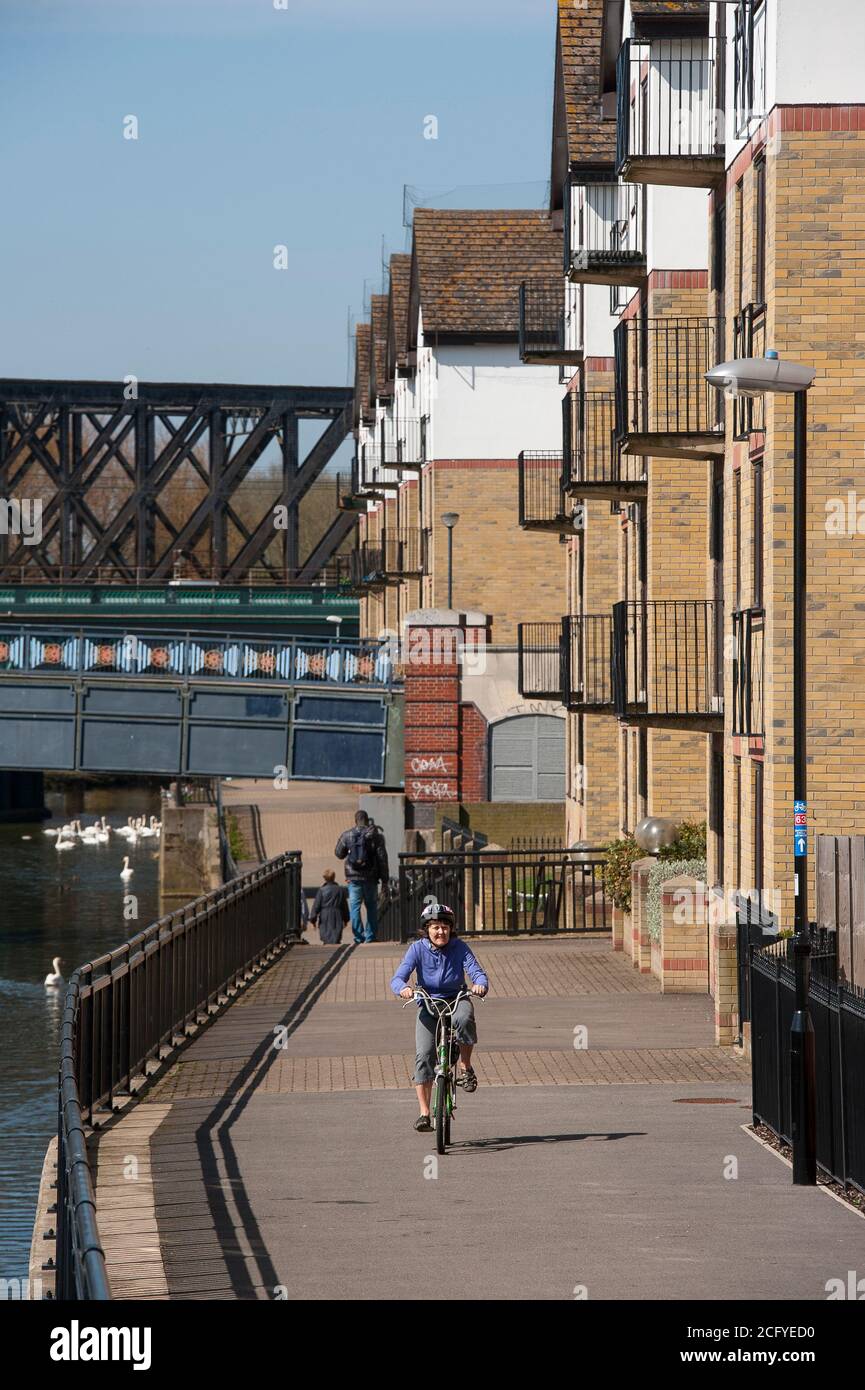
[55,834,75,852]
[43,826,59,836]
[44,957,64,988]
[120,857,133,880]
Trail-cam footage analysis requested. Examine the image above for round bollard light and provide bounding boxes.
[634,816,679,855]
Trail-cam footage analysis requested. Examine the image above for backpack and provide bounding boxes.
[347,825,377,873]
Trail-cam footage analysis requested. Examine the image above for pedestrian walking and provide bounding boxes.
[308,869,349,945]
[334,810,389,943]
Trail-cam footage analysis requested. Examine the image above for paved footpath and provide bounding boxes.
[94,938,865,1300]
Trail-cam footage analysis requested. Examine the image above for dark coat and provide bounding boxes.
[310,882,349,944]
[334,823,389,883]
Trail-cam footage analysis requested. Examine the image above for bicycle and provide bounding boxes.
[404,986,484,1155]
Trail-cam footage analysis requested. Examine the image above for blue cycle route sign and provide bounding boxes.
[793,800,807,856]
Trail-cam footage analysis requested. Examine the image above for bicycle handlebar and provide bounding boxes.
[401,986,486,1009]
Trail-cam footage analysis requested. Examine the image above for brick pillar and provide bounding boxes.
[403,609,490,825]
[659,875,709,994]
[630,857,655,973]
[711,919,740,1047]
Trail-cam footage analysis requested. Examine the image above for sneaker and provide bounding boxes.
[414,1114,432,1132]
[461,1067,478,1093]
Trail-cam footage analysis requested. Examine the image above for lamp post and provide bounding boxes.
[441,512,460,610]
[706,350,816,1185]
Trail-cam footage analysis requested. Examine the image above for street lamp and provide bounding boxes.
[441,512,460,610]
[706,349,817,1186]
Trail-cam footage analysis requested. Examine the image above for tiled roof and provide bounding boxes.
[630,2,709,17]
[409,209,563,340]
[558,0,615,169]
[353,323,371,428]
[387,254,412,373]
[369,294,389,404]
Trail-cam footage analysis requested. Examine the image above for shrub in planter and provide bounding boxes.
[603,835,643,913]
[646,857,708,943]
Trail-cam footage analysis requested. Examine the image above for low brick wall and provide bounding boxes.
[629,857,655,973]
[659,875,709,994]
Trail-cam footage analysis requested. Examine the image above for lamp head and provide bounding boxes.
[441,512,460,529]
[705,351,815,399]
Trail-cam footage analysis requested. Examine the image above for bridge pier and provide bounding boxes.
[0,770,47,823]
[158,804,222,909]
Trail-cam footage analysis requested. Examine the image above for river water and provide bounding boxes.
[0,785,163,1292]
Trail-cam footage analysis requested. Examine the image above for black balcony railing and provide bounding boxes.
[616,37,724,185]
[517,451,576,532]
[381,417,427,471]
[562,615,614,711]
[566,179,646,284]
[614,316,725,455]
[612,599,724,722]
[350,529,427,586]
[732,606,764,739]
[517,621,565,701]
[518,280,582,364]
[732,303,767,439]
[564,387,647,499]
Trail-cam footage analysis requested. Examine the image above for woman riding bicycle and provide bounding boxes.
[390,901,489,1132]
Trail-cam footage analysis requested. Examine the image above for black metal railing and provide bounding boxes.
[566,178,646,279]
[517,621,565,701]
[751,930,865,1192]
[616,37,723,176]
[614,316,725,442]
[381,417,427,471]
[518,280,582,363]
[398,848,609,938]
[732,606,764,738]
[349,531,427,585]
[564,388,647,496]
[517,451,572,529]
[732,303,767,439]
[56,853,302,1299]
[612,599,723,720]
[563,615,614,710]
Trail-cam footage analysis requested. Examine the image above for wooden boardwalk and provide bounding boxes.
[91,938,863,1301]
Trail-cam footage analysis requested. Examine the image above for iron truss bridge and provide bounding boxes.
[0,626,404,784]
[0,379,356,584]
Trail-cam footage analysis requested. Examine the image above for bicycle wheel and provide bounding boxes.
[434,1073,447,1155]
[444,1076,452,1146]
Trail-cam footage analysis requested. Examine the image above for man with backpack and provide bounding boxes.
[334,809,389,943]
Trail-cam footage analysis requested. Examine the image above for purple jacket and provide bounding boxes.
[390,936,489,999]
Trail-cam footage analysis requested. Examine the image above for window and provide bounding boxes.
[638,728,648,818]
[733,756,742,889]
[734,1,767,138]
[754,157,767,306]
[752,460,764,607]
[734,469,742,609]
[735,180,745,313]
[711,739,724,888]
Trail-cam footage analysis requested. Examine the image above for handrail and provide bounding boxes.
[55,852,302,1300]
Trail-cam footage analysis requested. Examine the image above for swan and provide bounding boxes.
[43,826,59,836]
[44,957,64,988]
[21,835,32,841]
[120,857,133,880]
[55,835,75,852]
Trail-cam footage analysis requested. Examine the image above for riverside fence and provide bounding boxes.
[56,853,302,1300]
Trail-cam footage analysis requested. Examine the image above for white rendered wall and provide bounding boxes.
[430,344,563,460]
[717,1,865,167]
[646,185,709,272]
[584,283,617,357]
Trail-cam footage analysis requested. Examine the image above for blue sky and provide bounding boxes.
[1,0,555,389]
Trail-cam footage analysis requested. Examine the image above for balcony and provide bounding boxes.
[357,441,401,494]
[732,607,764,743]
[518,280,582,365]
[612,599,723,728]
[349,529,427,589]
[381,417,427,473]
[732,303,767,441]
[517,622,564,701]
[614,316,725,461]
[518,452,579,534]
[566,179,646,287]
[616,37,724,188]
[564,387,647,501]
[562,615,615,712]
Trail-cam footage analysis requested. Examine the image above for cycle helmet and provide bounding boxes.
[420,900,455,929]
